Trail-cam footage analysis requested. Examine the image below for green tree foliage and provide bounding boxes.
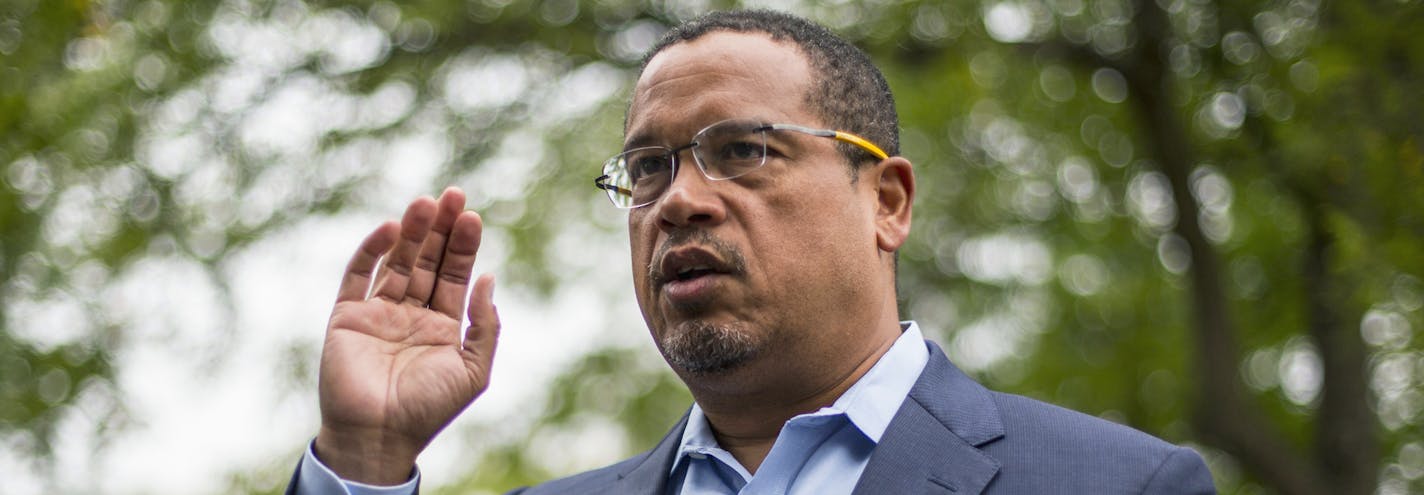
[1,0,221,461]
[2,0,1420,493]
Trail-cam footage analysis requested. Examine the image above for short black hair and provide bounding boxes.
[638,9,900,169]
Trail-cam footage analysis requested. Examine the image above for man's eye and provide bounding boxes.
[630,155,671,181]
[720,141,765,161]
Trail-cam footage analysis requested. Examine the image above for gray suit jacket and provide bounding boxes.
[290,340,1215,494]
[512,340,1215,494]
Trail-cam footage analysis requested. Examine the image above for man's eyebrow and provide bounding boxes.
[622,132,660,151]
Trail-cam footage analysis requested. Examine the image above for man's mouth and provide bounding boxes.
[656,248,732,287]
[674,265,717,281]
[660,266,727,307]
[652,242,745,297]
[648,230,748,308]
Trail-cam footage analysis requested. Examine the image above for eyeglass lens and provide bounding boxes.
[601,120,769,208]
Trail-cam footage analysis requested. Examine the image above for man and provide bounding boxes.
[288,10,1216,495]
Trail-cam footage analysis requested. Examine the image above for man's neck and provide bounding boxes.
[690,323,903,473]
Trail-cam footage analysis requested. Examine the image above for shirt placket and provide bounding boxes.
[738,414,842,495]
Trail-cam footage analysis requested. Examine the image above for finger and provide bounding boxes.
[462,274,500,362]
[429,210,484,319]
[335,221,400,303]
[404,187,467,306]
[371,197,438,302]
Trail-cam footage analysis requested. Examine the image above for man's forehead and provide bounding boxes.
[626,31,814,139]
[639,31,793,79]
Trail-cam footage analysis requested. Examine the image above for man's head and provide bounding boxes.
[620,11,914,392]
[638,10,900,171]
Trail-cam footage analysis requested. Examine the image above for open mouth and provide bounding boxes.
[656,247,735,289]
[675,266,717,281]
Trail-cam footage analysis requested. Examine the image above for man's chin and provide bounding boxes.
[657,319,759,374]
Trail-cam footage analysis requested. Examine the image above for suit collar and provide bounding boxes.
[852,340,1004,495]
[910,341,1005,446]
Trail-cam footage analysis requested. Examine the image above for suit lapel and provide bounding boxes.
[852,341,1005,495]
[611,341,1004,494]
[610,410,688,494]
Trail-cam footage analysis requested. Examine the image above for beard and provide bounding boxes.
[658,319,760,374]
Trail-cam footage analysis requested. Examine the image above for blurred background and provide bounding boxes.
[1,0,1421,493]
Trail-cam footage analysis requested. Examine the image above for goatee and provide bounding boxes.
[659,320,758,374]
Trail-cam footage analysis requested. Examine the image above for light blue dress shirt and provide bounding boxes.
[669,322,928,495]
[298,322,929,495]
[299,441,419,494]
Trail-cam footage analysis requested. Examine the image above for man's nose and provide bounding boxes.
[656,153,727,230]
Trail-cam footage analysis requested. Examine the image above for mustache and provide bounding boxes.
[648,229,747,285]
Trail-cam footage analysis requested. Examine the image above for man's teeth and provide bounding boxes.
[677,265,710,278]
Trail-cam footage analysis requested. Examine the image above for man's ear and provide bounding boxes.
[871,157,914,253]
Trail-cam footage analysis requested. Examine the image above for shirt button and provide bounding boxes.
[688,452,707,460]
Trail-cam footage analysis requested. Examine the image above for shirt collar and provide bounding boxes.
[672,322,929,470]
[832,321,929,442]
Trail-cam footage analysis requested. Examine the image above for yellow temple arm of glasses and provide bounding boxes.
[767,124,890,161]
[832,132,889,160]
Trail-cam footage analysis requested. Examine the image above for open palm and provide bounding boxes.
[314,188,500,484]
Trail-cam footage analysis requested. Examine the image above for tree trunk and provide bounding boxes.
[1112,1,1335,494]
[1302,202,1380,495]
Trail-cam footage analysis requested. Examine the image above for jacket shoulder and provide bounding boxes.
[983,391,1214,494]
[989,391,1179,452]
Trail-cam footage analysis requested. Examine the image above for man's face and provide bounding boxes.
[625,32,886,378]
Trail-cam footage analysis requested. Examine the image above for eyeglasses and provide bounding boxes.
[594,119,889,209]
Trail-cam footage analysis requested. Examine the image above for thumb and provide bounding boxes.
[463,273,500,363]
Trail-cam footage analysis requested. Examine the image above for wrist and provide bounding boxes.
[313,425,422,485]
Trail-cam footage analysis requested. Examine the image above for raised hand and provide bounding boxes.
[313,187,500,485]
